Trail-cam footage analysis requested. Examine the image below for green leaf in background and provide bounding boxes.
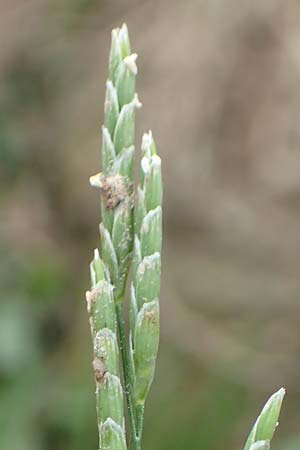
[244,388,285,450]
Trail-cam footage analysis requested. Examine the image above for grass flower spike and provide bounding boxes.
[87,24,162,450]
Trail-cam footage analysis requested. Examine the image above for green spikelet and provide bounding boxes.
[101,419,127,450]
[134,300,160,404]
[130,131,163,407]
[86,249,125,449]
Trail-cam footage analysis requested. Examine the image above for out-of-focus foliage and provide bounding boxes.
[1,1,300,450]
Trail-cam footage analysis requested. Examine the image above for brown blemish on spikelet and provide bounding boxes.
[101,174,129,210]
[93,357,107,382]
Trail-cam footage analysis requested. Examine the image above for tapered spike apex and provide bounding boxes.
[109,29,122,84]
[118,23,131,59]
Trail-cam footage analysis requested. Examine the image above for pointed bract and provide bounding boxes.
[134,187,146,239]
[109,29,122,84]
[90,281,116,334]
[115,54,137,108]
[136,253,161,310]
[144,154,162,212]
[132,235,142,288]
[96,373,124,427]
[130,283,138,336]
[100,223,119,285]
[118,24,131,59]
[134,300,160,404]
[244,388,285,450]
[140,206,162,258]
[94,328,119,376]
[112,146,135,183]
[101,418,127,450]
[113,96,141,155]
[102,126,116,175]
[104,81,119,137]
[90,248,105,287]
[112,199,133,265]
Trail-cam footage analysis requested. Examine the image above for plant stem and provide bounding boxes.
[116,301,137,448]
[136,404,144,450]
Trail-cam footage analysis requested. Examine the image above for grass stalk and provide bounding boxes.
[115,301,137,447]
[136,404,144,448]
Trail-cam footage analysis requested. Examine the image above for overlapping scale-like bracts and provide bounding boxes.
[90,24,141,300]
[130,131,162,406]
[86,249,126,450]
[87,24,141,450]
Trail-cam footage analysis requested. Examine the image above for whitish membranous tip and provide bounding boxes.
[124,53,138,75]
[89,173,104,189]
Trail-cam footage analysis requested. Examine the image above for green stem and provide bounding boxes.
[136,404,144,450]
[116,301,137,448]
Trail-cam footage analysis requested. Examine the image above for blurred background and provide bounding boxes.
[1,1,300,449]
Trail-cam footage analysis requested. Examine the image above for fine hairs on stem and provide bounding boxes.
[85,24,285,450]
